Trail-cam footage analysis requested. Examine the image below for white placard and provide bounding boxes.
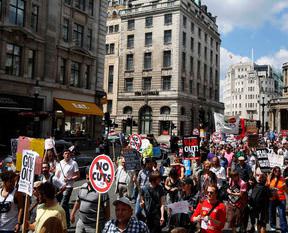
[45,138,55,150]
[268,152,284,169]
[167,201,190,215]
[18,150,37,196]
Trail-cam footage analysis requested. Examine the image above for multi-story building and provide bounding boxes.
[0,0,107,150]
[104,0,224,137]
[223,62,282,129]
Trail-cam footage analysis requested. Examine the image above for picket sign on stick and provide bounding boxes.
[89,155,115,233]
[22,195,30,233]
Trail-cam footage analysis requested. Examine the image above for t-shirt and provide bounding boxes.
[225,152,234,167]
[191,200,226,233]
[56,159,79,188]
[269,177,286,201]
[34,203,67,233]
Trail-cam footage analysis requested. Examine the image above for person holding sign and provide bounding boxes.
[0,171,24,233]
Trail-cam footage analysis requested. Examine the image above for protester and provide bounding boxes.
[115,156,132,198]
[27,182,67,233]
[164,167,181,204]
[70,166,110,233]
[43,148,58,173]
[235,156,253,183]
[102,197,149,233]
[191,184,226,233]
[268,166,288,232]
[0,171,23,233]
[55,149,80,227]
[170,156,185,180]
[140,171,165,233]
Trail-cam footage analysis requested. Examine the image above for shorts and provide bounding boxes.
[227,203,242,228]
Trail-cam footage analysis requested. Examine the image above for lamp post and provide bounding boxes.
[258,96,270,136]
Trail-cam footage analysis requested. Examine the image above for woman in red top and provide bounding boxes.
[191,184,226,233]
[268,166,288,232]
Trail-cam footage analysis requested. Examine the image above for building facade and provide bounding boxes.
[223,62,282,130]
[104,0,224,137]
[0,0,107,150]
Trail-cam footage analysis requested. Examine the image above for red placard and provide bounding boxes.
[89,154,115,193]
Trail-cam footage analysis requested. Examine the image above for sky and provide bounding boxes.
[201,0,288,100]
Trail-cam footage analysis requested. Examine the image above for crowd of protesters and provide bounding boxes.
[2,132,288,233]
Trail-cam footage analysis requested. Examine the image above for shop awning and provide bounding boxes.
[55,98,103,116]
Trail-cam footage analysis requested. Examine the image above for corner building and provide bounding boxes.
[105,0,224,137]
[0,0,107,148]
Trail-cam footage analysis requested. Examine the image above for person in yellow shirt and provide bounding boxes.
[27,182,67,233]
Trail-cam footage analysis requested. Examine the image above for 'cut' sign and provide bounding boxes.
[182,136,200,157]
[89,154,115,193]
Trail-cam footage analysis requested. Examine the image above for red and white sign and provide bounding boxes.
[212,132,222,144]
[129,134,142,150]
[89,154,115,193]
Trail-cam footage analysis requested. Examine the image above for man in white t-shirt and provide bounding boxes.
[55,149,80,227]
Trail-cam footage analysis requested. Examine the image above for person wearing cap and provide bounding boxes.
[70,166,110,233]
[102,197,149,233]
[235,155,252,183]
[55,149,80,227]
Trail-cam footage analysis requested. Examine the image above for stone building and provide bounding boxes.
[104,0,224,137]
[0,0,107,149]
[223,62,282,131]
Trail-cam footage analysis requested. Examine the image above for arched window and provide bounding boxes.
[123,106,132,115]
[139,105,152,134]
[160,106,171,115]
[181,107,186,115]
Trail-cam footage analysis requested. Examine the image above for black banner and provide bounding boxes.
[123,149,141,171]
[256,148,270,173]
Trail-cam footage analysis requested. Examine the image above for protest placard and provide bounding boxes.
[123,149,141,171]
[18,150,37,196]
[248,134,259,147]
[267,150,284,169]
[182,136,200,157]
[256,148,270,173]
[10,138,18,159]
[167,201,190,215]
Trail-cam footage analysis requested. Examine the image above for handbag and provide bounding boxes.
[0,189,12,213]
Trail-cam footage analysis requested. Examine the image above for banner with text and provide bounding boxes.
[256,148,271,173]
[214,113,240,135]
[123,149,141,171]
[182,136,200,158]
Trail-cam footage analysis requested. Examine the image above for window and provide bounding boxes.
[107,100,112,113]
[108,25,113,33]
[182,52,186,71]
[162,51,171,68]
[31,4,39,31]
[198,42,201,56]
[145,32,152,47]
[84,65,90,89]
[87,28,92,50]
[73,23,84,47]
[190,37,194,51]
[210,37,213,47]
[88,0,94,16]
[205,33,208,43]
[181,78,185,91]
[126,54,134,70]
[210,50,213,64]
[125,78,133,92]
[70,61,80,87]
[183,15,187,28]
[145,16,153,28]
[142,77,151,90]
[5,43,21,76]
[162,76,171,90]
[197,60,201,76]
[126,35,134,49]
[164,13,172,25]
[204,47,207,60]
[75,0,85,11]
[164,30,172,44]
[115,24,119,32]
[215,54,218,65]
[59,58,66,84]
[106,43,115,54]
[9,0,25,26]
[216,42,219,51]
[27,49,35,79]
[189,80,193,94]
[123,106,132,114]
[144,52,152,70]
[108,65,114,93]
[160,106,171,115]
[62,18,69,42]
[190,56,194,74]
[128,19,135,30]
[182,32,186,47]
[191,22,194,33]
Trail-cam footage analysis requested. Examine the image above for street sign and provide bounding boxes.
[129,134,142,151]
[89,154,115,193]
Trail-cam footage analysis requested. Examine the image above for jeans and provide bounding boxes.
[60,187,73,227]
[135,195,145,222]
[269,200,288,233]
[76,218,103,233]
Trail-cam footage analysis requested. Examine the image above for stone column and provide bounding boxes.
[271,110,275,131]
[277,109,281,132]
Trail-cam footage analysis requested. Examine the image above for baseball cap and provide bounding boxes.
[113,197,132,208]
[238,156,245,161]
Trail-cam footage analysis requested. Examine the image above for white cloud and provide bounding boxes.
[256,49,288,69]
[202,0,288,34]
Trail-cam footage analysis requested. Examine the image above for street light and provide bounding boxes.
[258,96,270,136]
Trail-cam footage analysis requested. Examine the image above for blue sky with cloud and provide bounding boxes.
[202,0,288,100]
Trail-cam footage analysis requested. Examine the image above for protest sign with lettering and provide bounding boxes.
[256,148,270,173]
[18,150,37,196]
[214,113,240,135]
[267,150,284,169]
[10,138,18,159]
[182,136,200,157]
[123,149,141,171]
[167,201,190,215]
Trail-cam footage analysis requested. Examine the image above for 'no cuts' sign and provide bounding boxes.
[129,134,142,151]
[18,150,37,196]
[89,154,115,193]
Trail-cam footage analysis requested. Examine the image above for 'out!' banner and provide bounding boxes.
[182,136,200,158]
[214,113,240,135]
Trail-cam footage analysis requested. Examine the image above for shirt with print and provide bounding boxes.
[102,217,149,233]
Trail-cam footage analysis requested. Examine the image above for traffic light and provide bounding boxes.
[171,122,176,130]
[132,120,138,126]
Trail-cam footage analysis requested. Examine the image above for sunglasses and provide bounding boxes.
[207,191,215,195]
